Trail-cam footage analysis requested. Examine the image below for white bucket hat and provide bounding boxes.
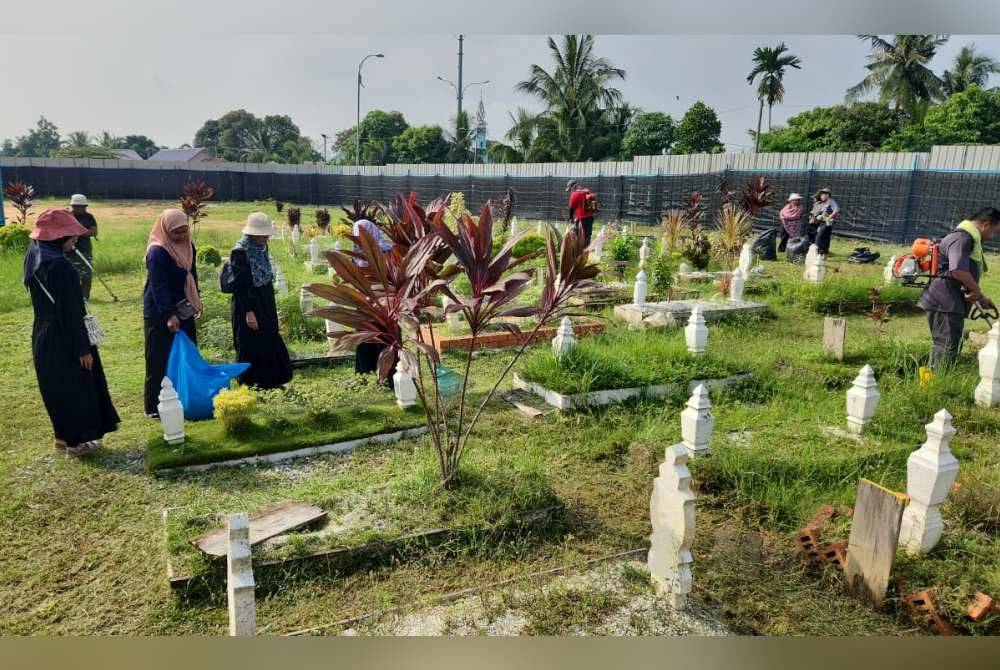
[242,212,275,237]
[788,193,802,201]
[70,194,88,206]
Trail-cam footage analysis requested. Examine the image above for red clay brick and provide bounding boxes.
[904,589,960,636]
[807,504,837,529]
[967,592,995,622]
[816,541,848,569]
[796,527,823,562]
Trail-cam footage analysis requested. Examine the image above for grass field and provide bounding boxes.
[1,197,998,635]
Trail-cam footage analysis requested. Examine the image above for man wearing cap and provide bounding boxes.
[68,194,98,300]
[566,180,597,247]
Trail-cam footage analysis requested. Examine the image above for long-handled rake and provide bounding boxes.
[73,249,119,302]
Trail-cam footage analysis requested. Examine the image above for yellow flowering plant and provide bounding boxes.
[213,386,257,433]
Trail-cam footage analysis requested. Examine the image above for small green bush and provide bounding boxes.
[196,245,222,267]
[605,233,637,262]
[0,224,30,253]
[512,233,546,258]
[648,253,674,296]
[277,292,326,342]
[212,386,257,434]
[198,318,233,355]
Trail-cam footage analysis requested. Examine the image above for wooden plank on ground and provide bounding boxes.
[501,389,549,418]
[844,479,909,607]
[193,502,327,559]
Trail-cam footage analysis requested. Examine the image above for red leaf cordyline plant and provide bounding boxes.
[3,181,35,226]
[310,195,600,487]
[179,179,214,235]
[740,176,773,218]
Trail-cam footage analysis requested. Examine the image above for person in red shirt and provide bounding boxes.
[566,180,597,246]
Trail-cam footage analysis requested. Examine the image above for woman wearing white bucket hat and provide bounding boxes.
[778,193,804,253]
[225,212,292,388]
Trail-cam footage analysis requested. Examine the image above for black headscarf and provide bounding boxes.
[23,240,68,288]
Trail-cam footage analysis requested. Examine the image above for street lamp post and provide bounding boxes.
[436,77,489,161]
[356,53,385,167]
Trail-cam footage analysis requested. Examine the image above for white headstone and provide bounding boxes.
[157,377,184,445]
[443,296,461,331]
[729,268,746,303]
[274,266,288,293]
[804,244,826,282]
[846,365,880,434]
[291,225,301,245]
[974,323,1000,408]
[823,317,847,361]
[510,216,519,237]
[685,306,708,354]
[393,369,418,409]
[884,255,898,284]
[633,271,648,307]
[648,443,695,609]
[681,384,714,457]
[299,285,313,315]
[679,262,692,274]
[551,316,577,357]
[639,238,651,269]
[309,237,320,264]
[738,242,753,275]
[537,221,544,236]
[898,409,960,556]
[227,513,256,636]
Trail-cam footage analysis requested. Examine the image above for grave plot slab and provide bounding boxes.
[421,321,604,353]
[613,299,769,328]
[512,373,752,411]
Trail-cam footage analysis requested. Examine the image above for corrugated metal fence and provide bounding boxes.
[4,145,1000,244]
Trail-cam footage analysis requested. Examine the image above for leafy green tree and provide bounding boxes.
[847,35,949,119]
[1,117,63,157]
[757,103,902,152]
[120,135,160,159]
[942,44,1000,95]
[883,86,1000,150]
[672,101,724,154]
[193,110,317,163]
[332,110,409,165]
[516,34,626,161]
[747,42,803,150]
[621,111,674,157]
[392,125,450,163]
[445,111,474,163]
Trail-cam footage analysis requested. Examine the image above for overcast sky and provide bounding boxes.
[2,34,999,155]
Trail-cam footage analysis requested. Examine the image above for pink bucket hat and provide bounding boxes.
[30,209,89,241]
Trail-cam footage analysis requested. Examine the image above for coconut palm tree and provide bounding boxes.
[516,35,626,161]
[96,131,123,149]
[847,35,949,118]
[942,44,1000,95]
[747,43,803,151]
[63,131,91,148]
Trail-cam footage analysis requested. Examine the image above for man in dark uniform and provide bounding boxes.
[917,207,1000,369]
[68,194,98,301]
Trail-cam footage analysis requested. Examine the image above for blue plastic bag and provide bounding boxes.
[166,331,250,420]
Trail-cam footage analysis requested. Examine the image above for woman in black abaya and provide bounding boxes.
[227,213,292,389]
[25,209,120,456]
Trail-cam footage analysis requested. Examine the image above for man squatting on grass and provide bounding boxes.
[917,207,1000,369]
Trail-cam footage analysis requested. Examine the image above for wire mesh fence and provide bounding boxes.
[3,162,999,246]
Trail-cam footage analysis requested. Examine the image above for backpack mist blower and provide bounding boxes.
[892,237,998,326]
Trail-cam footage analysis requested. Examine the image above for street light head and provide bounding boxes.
[375,53,384,58]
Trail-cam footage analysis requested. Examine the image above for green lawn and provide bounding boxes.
[1,197,999,635]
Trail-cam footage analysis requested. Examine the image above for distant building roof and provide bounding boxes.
[148,147,213,162]
[112,149,143,160]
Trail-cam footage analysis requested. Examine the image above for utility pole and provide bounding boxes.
[457,35,464,125]
[0,164,5,226]
[356,53,385,166]
[321,134,328,162]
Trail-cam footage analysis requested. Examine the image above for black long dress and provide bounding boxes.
[28,257,120,447]
[229,248,293,389]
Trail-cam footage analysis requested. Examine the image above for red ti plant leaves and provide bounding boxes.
[740,175,773,218]
[178,179,214,227]
[3,180,36,226]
